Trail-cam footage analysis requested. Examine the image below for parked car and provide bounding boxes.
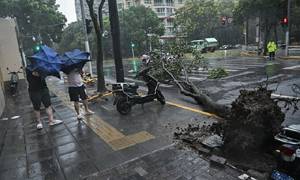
[274,124,300,179]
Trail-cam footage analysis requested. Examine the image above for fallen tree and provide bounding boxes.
[147,49,300,164]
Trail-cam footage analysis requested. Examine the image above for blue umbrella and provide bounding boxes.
[27,45,62,78]
[60,49,90,74]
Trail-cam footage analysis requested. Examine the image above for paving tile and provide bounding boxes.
[0,166,27,180]
[46,124,67,134]
[93,152,127,171]
[0,155,26,171]
[58,150,89,167]
[63,160,99,180]
[26,141,54,154]
[49,129,71,139]
[27,158,65,179]
[77,135,106,148]
[51,135,76,147]
[27,148,56,165]
[61,117,78,124]
[55,142,81,156]
[4,134,24,145]
[71,129,97,141]
[25,132,49,144]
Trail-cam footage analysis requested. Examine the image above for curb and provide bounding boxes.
[279,56,300,60]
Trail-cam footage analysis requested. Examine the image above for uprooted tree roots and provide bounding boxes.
[223,87,285,158]
[146,50,299,172]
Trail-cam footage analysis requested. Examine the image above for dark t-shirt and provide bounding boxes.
[26,68,48,92]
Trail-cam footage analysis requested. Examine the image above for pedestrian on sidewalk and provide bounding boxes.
[26,68,63,130]
[267,40,277,60]
[66,68,94,120]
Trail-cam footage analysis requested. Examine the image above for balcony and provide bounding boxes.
[153,3,174,7]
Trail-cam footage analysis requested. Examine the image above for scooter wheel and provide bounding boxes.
[157,90,165,105]
[116,97,132,115]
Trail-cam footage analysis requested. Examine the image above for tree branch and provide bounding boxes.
[162,60,230,118]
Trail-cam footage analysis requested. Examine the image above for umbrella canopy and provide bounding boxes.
[60,49,90,74]
[27,45,62,78]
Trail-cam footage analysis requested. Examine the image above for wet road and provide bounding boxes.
[101,56,300,126]
[1,56,298,179]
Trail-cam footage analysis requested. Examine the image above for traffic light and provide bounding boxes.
[85,19,93,34]
[280,17,288,30]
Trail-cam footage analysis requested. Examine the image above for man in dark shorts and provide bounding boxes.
[67,68,94,120]
[26,68,62,129]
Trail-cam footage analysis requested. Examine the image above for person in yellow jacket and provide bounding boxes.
[267,40,277,60]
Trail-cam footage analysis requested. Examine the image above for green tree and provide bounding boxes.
[0,0,66,54]
[57,21,85,53]
[120,6,164,57]
[175,0,219,40]
[174,0,243,45]
[233,0,286,54]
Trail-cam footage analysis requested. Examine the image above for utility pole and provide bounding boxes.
[285,0,291,56]
[108,0,124,82]
[256,17,261,55]
[79,0,93,75]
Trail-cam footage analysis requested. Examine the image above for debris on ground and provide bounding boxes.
[173,87,286,176]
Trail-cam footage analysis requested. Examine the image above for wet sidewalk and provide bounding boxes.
[0,83,242,180]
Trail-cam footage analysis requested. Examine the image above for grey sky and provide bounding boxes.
[56,0,77,24]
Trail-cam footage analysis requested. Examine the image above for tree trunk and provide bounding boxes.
[162,62,230,119]
[108,0,124,82]
[86,0,106,92]
[263,18,271,56]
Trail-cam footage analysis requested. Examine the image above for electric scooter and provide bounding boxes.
[7,67,23,96]
[112,67,165,115]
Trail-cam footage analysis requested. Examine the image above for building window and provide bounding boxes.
[156,8,165,16]
[144,0,151,4]
[166,0,174,6]
[178,0,183,4]
[154,0,163,6]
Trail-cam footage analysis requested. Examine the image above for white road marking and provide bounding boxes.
[283,65,300,70]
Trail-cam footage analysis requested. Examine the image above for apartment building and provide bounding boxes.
[75,0,124,21]
[122,0,185,38]
[75,0,185,38]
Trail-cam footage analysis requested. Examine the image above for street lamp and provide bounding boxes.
[131,42,135,59]
[147,33,156,52]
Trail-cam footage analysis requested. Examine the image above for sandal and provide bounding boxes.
[49,119,63,126]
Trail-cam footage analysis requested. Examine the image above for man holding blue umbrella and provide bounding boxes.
[61,49,94,120]
[26,69,63,129]
[27,45,63,129]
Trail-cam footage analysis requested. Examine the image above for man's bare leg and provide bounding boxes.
[74,101,80,115]
[46,106,54,123]
[83,100,94,115]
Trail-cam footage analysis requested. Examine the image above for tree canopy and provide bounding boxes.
[57,21,85,53]
[175,0,243,45]
[120,6,164,57]
[0,0,66,54]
